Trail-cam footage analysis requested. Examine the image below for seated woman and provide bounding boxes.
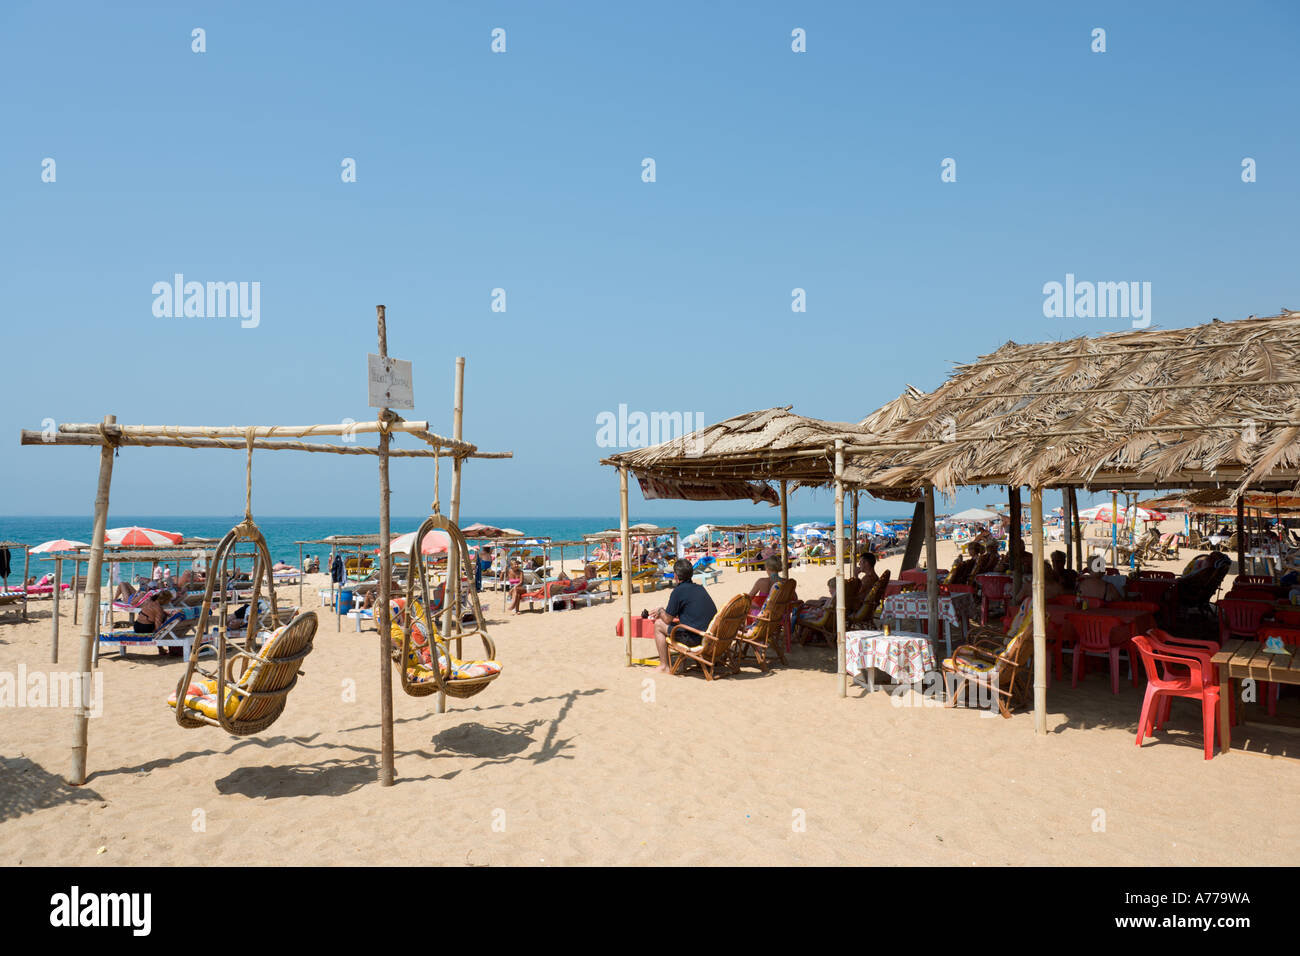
[745,557,783,621]
[131,589,174,635]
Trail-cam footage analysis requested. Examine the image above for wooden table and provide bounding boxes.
[1212,639,1300,753]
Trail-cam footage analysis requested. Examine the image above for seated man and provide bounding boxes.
[1077,571,1122,604]
[650,558,718,674]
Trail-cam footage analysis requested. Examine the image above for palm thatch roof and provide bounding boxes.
[600,406,892,493]
[852,312,1300,497]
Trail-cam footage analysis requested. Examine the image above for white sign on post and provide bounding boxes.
[367,354,414,409]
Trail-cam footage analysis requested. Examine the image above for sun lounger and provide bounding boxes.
[97,610,207,661]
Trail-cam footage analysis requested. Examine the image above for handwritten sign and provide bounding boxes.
[367,354,414,409]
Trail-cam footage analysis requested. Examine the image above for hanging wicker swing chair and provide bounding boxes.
[170,437,318,735]
[394,514,500,700]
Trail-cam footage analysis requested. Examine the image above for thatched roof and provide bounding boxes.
[601,406,885,490]
[1144,490,1300,513]
[852,313,1300,497]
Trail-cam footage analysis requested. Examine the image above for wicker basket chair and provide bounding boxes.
[396,514,501,700]
[172,520,317,735]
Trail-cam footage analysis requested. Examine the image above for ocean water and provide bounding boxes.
[0,514,909,582]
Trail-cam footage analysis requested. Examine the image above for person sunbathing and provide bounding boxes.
[132,589,174,634]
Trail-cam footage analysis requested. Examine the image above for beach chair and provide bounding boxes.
[846,570,891,631]
[735,579,797,671]
[99,609,203,660]
[942,602,1034,718]
[666,594,749,680]
[794,578,864,645]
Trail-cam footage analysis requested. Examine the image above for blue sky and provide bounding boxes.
[2,1,1296,520]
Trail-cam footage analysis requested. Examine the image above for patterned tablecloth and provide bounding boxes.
[845,629,935,684]
[882,592,967,627]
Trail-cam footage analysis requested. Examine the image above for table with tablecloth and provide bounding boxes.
[880,591,973,654]
[845,629,936,685]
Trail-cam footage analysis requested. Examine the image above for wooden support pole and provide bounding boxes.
[851,491,859,571]
[835,441,847,698]
[1069,487,1083,569]
[1111,491,1120,569]
[449,357,465,662]
[69,413,115,786]
[72,558,79,625]
[1062,489,1072,570]
[21,546,29,622]
[925,485,940,649]
[1008,485,1023,595]
[1031,487,1047,735]
[51,556,61,662]
[297,542,304,608]
[620,467,632,666]
[375,306,395,787]
[779,480,789,578]
[900,501,924,571]
[1236,495,1246,575]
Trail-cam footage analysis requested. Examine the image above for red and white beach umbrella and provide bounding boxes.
[104,526,184,547]
[1077,505,1166,524]
[388,529,451,555]
[30,539,90,554]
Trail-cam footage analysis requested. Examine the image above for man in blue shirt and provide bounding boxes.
[474,546,493,592]
[652,558,718,673]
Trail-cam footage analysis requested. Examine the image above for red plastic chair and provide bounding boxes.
[899,569,928,587]
[1274,608,1300,628]
[1216,598,1273,642]
[1257,624,1300,716]
[976,573,1013,625]
[1225,585,1280,602]
[1048,593,1080,607]
[1148,627,1235,728]
[1067,612,1139,694]
[1131,633,1221,760]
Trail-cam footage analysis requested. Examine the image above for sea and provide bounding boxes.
[0,514,910,583]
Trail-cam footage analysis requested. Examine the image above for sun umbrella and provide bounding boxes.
[389,528,451,555]
[694,524,713,534]
[1077,504,1166,523]
[105,527,183,547]
[948,508,1002,522]
[461,523,524,538]
[30,539,89,554]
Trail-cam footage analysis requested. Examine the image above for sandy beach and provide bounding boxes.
[3,537,1298,867]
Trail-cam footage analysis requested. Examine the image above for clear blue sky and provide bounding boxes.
[2,1,1296,519]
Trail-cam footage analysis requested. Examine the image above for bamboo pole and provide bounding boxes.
[620,467,632,666]
[835,441,846,698]
[51,556,61,662]
[439,357,466,706]
[779,480,789,578]
[375,306,395,788]
[21,430,474,458]
[72,558,79,625]
[1062,489,1072,571]
[297,542,304,607]
[924,485,939,649]
[69,413,115,786]
[851,490,859,572]
[56,419,443,442]
[1031,487,1047,735]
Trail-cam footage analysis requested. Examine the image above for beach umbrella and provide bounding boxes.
[105,526,183,547]
[30,539,89,554]
[694,524,713,534]
[1077,504,1166,523]
[462,522,523,538]
[948,508,1001,522]
[389,528,451,555]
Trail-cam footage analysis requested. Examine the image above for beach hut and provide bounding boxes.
[601,407,921,670]
[846,310,1300,735]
